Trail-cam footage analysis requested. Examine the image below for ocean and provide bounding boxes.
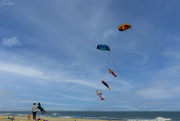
[0,111,180,121]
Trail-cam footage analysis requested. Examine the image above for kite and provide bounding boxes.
[37,103,46,115]
[108,68,117,77]
[27,114,31,120]
[97,44,110,51]
[118,23,132,31]
[102,80,111,90]
[37,118,48,121]
[96,90,105,101]
[118,23,164,52]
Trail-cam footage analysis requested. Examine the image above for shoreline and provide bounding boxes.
[0,116,172,121]
[0,116,110,121]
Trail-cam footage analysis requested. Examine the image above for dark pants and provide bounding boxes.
[32,111,37,119]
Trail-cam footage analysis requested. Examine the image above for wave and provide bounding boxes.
[51,113,60,116]
[0,113,12,116]
[58,116,75,119]
[0,111,179,120]
[16,114,28,117]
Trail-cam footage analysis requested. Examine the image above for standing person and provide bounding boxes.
[32,103,37,120]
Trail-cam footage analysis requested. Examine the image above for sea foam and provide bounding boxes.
[127,117,171,121]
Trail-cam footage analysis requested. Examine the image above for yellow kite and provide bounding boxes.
[118,23,132,31]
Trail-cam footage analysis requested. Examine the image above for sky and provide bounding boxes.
[0,0,180,111]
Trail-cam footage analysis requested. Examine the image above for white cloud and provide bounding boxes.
[58,93,94,101]
[2,36,20,47]
[55,78,105,90]
[136,86,180,100]
[103,29,116,39]
[158,64,180,76]
[20,101,69,106]
[0,61,49,79]
[164,51,180,59]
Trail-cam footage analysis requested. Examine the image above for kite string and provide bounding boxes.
[135,34,164,52]
[131,28,164,52]
[131,28,134,35]
[102,51,123,76]
[109,54,124,76]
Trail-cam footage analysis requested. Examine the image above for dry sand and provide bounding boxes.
[0,116,109,121]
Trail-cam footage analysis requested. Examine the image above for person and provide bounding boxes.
[8,116,14,121]
[32,103,37,120]
[37,103,46,115]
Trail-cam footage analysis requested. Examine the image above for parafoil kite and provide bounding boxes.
[118,23,132,31]
[108,68,117,77]
[118,23,164,52]
[102,80,111,90]
[97,44,110,51]
[96,90,105,101]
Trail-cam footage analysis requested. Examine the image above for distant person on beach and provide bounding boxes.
[37,103,46,115]
[32,103,37,120]
[8,116,14,121]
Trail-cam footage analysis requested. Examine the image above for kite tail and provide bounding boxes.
[109,54,124,76]
[109,87,111,90]
[135,34,164,52]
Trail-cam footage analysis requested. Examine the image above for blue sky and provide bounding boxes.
[0,0,180,111]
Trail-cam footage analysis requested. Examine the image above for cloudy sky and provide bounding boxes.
[0,0,180,111]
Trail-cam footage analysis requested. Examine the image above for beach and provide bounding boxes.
[0,111,178,121]
[0,116,109,121]
[0,116,172,121]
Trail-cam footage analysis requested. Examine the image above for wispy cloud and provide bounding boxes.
[103,29,117,40]
[136,64,180,100]
[57,93,94,102]
[2,36,20,47]
[158,64,180,77]
[0,61,49,79]
[0,0,14,7]
[136,86,180,99]
[165,51,180,59]
[55,78,105,90]
[20,101,69,106]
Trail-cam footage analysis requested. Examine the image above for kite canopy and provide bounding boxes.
[97,44,110,51]
[118,23,132,31]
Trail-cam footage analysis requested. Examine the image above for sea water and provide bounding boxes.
[0,111,180,121]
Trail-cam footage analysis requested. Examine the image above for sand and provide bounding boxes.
[0,116,109,121]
